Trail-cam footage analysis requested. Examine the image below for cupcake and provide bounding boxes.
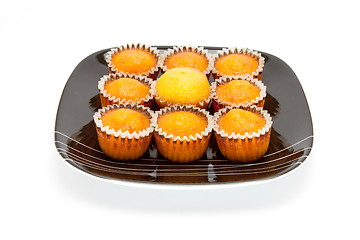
[211,76,266,112]
[212,48,265,80]
[152,105,213,163]
[214,106,272,163]
[93,104,154,161]
[160,46,213,76]
[152,67,211,108]
[98,73,153,108]
[105,43,161,79]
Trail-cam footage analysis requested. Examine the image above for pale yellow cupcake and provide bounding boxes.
[152,67,211,108]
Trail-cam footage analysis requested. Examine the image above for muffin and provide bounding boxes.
[152,105,213,163]
[98,73,153,108]
[211,76,266,112]
[105,43,161,79]
[214,106,272,163]
[212,48,265,80]
[93,104,154,161]
[152,67,211,108]
[160,46,213,75]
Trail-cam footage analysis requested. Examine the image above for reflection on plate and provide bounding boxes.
[54,46,313,185]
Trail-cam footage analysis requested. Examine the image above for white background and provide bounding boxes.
[1,0,359,239]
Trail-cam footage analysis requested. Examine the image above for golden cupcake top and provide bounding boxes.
[164,51,208,72]
[110,49,157,74]
[218,109,266,135]
[216,80,261,105]
[104,77,150,102]
[215,53,259,76]
[100,108,150,133]
[157,111,207,137]
[155,67,211,105]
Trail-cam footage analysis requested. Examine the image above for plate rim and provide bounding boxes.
[55,146,313,189]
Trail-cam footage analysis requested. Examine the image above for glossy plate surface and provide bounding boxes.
[55,46,313,185]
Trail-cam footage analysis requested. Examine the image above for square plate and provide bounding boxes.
[54,46,313,185]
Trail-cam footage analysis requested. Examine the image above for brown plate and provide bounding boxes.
[54,46,313,185]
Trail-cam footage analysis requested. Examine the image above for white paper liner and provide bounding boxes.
[93,104,154,139]
[150,80,212,108]
[213,105,272,140]
[98,73,154,105]
[152,105,214,142]
[104,43,161,76]
[211,76,267,108]
[159,46,214,75]
[212,47,265,79]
